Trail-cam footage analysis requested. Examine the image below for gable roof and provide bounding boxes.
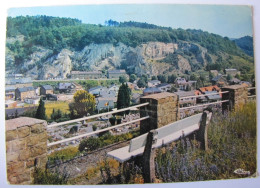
[108,69,126,74]
[17,86,35,93]
[156,83,171,88]
[143,87,161,94]
[199,85,220,93]
[42,85,53,90]
[58,83,75,89]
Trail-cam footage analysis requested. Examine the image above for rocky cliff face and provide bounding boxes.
[6,40,209,79]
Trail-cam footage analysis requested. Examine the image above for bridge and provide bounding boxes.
[5,84,255,184]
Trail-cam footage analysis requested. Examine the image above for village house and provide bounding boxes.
[5,100,17,108]
[70,71,103,79]
[6,77,33,88]
[175,91,197,107]
[175,77,197,91]
[58,83,76,93]
[143,87,161,96]
[210,70,219,77]
[211,74,228,87]
[107,69,127,79]
[5,86,15,100]
[108,84,119,94]
[229,78,241,85]
[89,86,108,96]
[148,80,161,87]
[24,97,41,105]
[96,97,115,112]
[197,85,221,103]
[225,68,240,76]
[127,82,138,91]
[40,85,54,95]
[156,83,171,92]
[15,86,36,101]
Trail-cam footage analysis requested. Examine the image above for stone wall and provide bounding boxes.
[222,85,248,112]
[140,92,179,134]
[6,117,47,184]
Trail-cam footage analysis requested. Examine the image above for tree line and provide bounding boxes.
[6,16,247,67]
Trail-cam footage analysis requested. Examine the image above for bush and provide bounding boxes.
[48,146,79,164]
[33,167,69,185]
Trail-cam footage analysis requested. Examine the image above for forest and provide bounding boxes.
[6,16,249,61]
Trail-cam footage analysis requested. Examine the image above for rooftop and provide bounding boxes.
[42,85,53,90]
[17,86,35,92]
[143,87,161,94]
[199,85,220,93]
[108,69,126,74]
[71,71,101,75]
[156,83,171,87]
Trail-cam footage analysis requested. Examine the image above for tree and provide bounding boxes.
[151,75,158,80]
[117,83,131,112]
[157,74,167,83]
[227,74,233,81]
[119,75,127,84]
[129,74,137,83]
[137,78,147,88]
[35,98,46,120]
[69,90,95,118]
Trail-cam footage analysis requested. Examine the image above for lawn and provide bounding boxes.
[45,101,70,118]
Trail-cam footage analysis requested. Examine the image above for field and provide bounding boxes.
[45,101,70,118]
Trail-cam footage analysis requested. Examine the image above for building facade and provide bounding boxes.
[107,70,126,79]
[71,71,102,79]
[15,87,36,101]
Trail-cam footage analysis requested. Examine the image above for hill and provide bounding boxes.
[233,36,254,56]
[5,16,254,80]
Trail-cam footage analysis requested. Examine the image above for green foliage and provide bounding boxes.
[69,90,95,118]
[129,74,137,83]
[227,74,232,81]
[157,74,168,83]
[119,75,127,83]
[137,75,148,88]
[6,16,249,61]
[35,98,46,120]
[151,75,158,80]
[117,83,131,112]
[33,167,69,185]
[48,146,79,164]
[78,132,135,152]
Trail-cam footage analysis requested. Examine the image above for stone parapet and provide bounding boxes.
[6,117,47,184]
[222,85,248,112]
[140,92,179,134]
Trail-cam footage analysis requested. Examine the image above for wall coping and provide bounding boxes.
[141,92,176,99]
[5,117,46,131]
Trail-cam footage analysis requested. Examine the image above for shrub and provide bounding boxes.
[33,167,69,185]
[48,146,79,164]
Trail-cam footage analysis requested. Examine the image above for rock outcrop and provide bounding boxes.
[6,41,209,79]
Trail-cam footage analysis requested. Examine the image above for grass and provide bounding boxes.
[155,101,257,182]
[45,101,70,118]
[48,146,79,164]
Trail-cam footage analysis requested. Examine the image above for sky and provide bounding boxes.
[7,4,253,39]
